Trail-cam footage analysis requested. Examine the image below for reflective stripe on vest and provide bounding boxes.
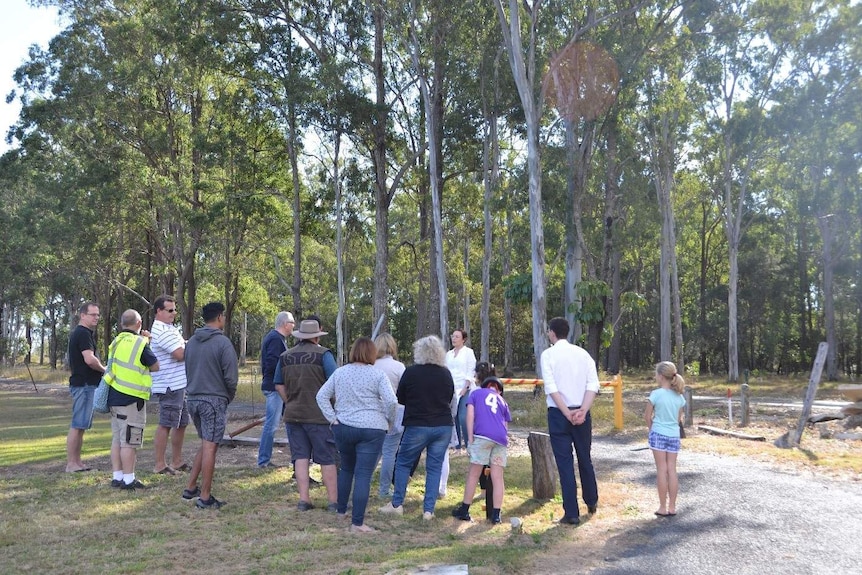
[104,332,152,400]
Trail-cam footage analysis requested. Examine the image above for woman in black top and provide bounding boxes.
[379,335,455,520]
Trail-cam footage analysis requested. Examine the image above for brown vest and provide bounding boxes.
[280,342,329,424]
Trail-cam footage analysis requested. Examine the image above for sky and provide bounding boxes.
[0,0,62,154]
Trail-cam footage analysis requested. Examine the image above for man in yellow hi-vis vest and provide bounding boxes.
[104,309,160,490]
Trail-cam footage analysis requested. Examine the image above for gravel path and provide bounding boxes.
[587,436,862,575]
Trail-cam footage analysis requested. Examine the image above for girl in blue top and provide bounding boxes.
[644,361,686,517]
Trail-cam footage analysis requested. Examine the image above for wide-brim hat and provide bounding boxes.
[293,319,328,339]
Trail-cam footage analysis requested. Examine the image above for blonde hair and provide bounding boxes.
[374,333,398,360]
[413,335,447,367]
[656,361,685,394]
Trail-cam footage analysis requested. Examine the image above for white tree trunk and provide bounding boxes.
[409,7,448,341]
[333,132,346,365]
[494,0,548,371]
[480,98,498,362]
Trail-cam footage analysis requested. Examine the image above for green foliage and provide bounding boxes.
[503,273,532,304]
[570,280,610,324]
[0,0,859,378]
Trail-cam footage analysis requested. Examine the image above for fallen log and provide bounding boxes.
[227,418,264,438]
[697,425,766,441]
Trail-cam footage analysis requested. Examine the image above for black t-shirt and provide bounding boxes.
[68,324,102,387]
[107,331,159,407]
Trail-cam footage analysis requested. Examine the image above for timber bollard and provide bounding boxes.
[683,386,693,427]
[740,383,750,427]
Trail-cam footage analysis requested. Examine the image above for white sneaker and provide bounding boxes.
[423,511,434,520]
[379,502,403,515]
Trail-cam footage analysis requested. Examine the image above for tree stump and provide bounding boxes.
[527,431,557,499]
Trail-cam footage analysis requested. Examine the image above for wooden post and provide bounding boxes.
[791,342,828,444]
[527,431,557,499]
[740,383,750,427]
[683,386,693,427]
[775,342,828,448]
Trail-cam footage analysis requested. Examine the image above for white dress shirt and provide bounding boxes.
[540,339,599,408]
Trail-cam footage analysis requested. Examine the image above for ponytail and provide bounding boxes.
[656,361,685,394]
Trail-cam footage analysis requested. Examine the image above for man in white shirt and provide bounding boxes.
[150,295,190,474]
[540,317,600,525]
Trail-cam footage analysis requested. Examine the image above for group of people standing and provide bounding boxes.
[65,298,239,509]
[66,301,686,528]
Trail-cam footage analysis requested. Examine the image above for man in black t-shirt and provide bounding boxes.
[66,302,107,473]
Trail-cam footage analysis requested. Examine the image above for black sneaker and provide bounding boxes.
[327,502,339,513]
[182,487,201,501]
[491,510,502,524]
[451,503,472,521]
[196,496,224,509]
[297,500,315,511]
[588,505,597,514]
[119,479,147,490]
[111,479,123,488]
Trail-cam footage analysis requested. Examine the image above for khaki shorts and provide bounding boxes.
[110,402,147,448]
[468,436,508,467]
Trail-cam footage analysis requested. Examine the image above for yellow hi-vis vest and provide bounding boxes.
[104,331,153,400]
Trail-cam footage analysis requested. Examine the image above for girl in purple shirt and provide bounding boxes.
[451,376,511,524]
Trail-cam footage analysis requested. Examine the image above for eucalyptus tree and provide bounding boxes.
[491,0,549,368]
[636,4,699,370]
[406,0,453,342]
[770,0,862,379]
[688,0,796,381]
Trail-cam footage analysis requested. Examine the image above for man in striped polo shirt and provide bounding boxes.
[150,295,190,475]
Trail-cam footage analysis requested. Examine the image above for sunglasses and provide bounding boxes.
[163,308,177,313]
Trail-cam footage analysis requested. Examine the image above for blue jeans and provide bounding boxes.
[455,395,469,448]
[257,390,284,467]
[378,426,403,497]
[392,425,452,513]
[547,408,598,520]
[333,424,386,526]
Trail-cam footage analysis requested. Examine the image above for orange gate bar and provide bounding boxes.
[499,374,624,430]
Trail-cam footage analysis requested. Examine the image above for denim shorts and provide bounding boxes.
[187,396,228,443]
[649,430,681,453]
[70,385,96,430]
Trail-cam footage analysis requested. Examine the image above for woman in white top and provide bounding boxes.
[446,328,477,450]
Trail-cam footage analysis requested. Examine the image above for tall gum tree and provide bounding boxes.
[689,0,793,381]
[492,0,548,368]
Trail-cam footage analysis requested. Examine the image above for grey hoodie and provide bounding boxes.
[184,325,238,402]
